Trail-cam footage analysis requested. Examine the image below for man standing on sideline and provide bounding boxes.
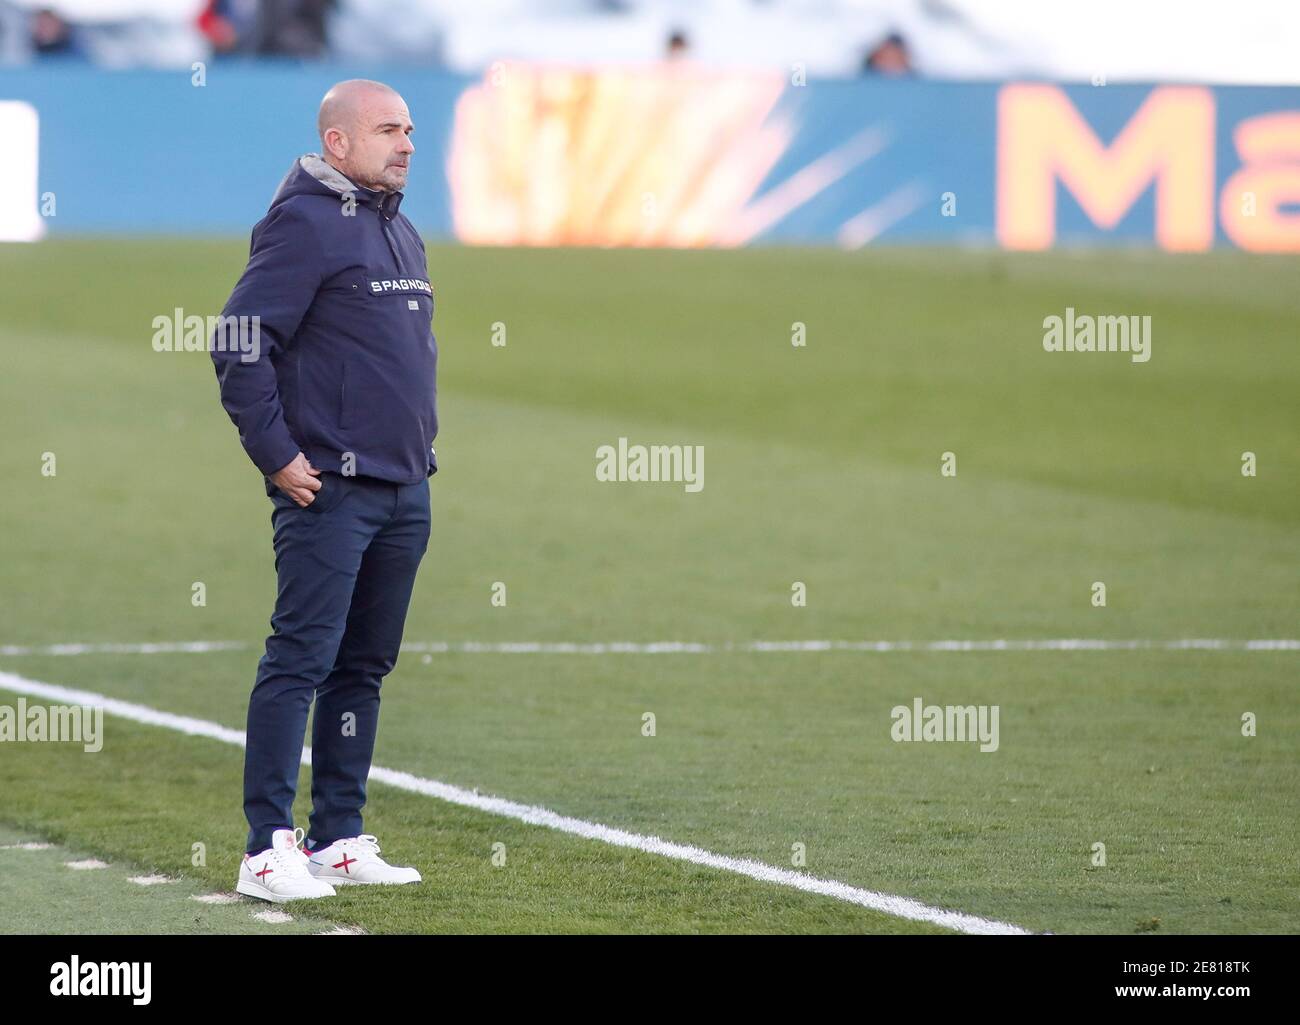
[210,80,437,902]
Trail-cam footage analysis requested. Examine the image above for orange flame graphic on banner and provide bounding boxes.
[448,63,794,247]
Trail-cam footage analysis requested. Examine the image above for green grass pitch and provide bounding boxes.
[0,239,1296,933]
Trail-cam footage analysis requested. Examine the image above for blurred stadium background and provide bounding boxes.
[0,1,1297,937]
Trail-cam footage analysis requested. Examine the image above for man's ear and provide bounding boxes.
[324,127,348,161]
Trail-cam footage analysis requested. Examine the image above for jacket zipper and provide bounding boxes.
[377,199,402,266]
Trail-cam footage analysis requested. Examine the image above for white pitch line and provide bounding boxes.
[367,763,1028,934]
[2,638,1297,657]
[738,638,1300,653]
[0,641,248,657]
[0,668,1028,936]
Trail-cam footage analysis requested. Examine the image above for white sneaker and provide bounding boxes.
[237,828,338,903]
[306,834,421,886]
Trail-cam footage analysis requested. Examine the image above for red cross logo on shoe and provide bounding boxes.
[255,863,273,880]
[333,853,357,874]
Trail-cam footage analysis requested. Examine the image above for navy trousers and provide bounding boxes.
[243,470,430,855]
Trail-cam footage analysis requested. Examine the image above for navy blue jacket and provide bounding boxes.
[211,154,437,489]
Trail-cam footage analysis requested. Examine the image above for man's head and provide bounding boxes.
[316,79,414,193]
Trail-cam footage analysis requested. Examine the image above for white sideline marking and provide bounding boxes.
[0,668,1029,936]
[253,910,293,925]
[0,842,53,850]
[128,874,173,886]
[318,925,365,935]
[367,763,1029,935]
[0,641,247,657]
[65,859,108,870]
[406,638,1300,654]
[1,638,1297,657]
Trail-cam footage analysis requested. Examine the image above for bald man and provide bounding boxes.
[210,80,437,902]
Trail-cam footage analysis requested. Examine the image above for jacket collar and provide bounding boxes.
[298,153,404,217]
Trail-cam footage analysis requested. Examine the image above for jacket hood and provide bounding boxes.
[269,153,404,215]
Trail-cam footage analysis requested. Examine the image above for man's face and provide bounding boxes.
[338,93,415,193]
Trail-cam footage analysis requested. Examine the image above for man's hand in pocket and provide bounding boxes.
[270,453,322,507]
